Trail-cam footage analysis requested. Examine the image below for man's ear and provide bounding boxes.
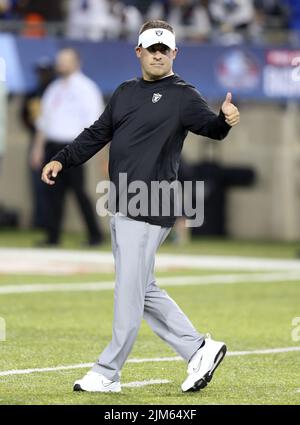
[135,46,142,58]
[173,47,178,60]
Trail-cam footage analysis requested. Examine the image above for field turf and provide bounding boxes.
[0,231,299,405]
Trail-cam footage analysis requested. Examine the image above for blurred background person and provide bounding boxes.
[30,48,104,246]
[66,0,142,41]
[0,56,19,229]
[16,0,66,37]
[253,0,288,31]
[20,57,55,229]
[208,0,255,44]
[252,0,289,43]
[0,0,18,20]
[147,0,212,42]
[282,0,300,46]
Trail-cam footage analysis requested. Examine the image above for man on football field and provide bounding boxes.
[41,20,240,393]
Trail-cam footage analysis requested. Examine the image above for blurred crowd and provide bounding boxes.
[0,0,299,44]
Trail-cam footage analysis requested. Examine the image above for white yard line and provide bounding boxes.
[1,272,300,295]
[0,363,94,376]
[0,347,299,378]
[123,379,170,388]
[225,346,300,356]
[2,247,300,274]
[0,282,115,294]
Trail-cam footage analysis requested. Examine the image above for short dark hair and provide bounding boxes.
[139,20,174,35]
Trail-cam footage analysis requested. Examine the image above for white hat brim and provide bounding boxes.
[138,28,176,50]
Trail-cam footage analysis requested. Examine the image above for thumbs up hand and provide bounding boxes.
[221,92,240,127]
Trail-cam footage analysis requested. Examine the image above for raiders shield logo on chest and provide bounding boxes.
[152,93,162,103]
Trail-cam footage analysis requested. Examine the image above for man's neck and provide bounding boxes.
[61,70,81,81]
[143,71,174,82]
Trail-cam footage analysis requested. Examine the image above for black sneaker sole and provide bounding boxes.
[185,344,227,392]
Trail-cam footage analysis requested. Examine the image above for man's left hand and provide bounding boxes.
[221,92,240,127]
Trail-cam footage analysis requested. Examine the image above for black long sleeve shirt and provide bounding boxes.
[52,73,231,227]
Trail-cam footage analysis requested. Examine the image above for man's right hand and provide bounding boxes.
[41,161,63,185]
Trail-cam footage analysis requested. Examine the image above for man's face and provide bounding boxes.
[135,44,178,81]
[55,49,80,78]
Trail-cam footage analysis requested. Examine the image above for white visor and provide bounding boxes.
[138,28,176,50]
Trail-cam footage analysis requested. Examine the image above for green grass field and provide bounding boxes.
[2,228,300,257]
[0,231,300,405]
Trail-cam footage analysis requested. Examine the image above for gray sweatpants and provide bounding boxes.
[92,213,204,381]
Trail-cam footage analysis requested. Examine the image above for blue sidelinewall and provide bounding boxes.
[0,34,300,100]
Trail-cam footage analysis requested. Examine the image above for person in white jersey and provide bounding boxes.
[31,48,104,246]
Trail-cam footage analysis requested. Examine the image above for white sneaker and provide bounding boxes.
[181,335,227,392]
[73,371,121,393]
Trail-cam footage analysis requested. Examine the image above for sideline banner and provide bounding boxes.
[1,34,300,100]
